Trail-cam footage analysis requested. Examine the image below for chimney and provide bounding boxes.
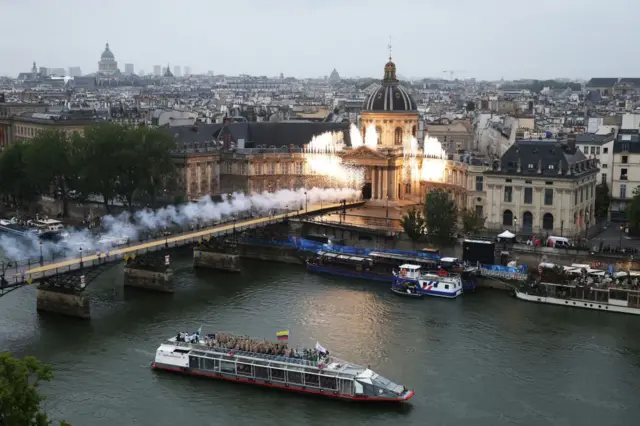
[567,132,576,153]
[289,144,294,153]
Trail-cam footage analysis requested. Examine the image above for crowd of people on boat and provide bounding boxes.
[203,332,327,361]
[537,267,640,290]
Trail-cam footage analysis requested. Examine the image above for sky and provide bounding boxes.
[2,0,640,81]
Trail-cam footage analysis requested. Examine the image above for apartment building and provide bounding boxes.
[574,132,615,185]
[610,134,640,221]
[483,139,598,237]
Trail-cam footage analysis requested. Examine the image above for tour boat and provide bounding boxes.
[514,263,640,315]
[152,330,414,402]
[392,264,463,298]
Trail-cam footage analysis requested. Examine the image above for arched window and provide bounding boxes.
[394,127,403,145]
[503,209,513,226]
[522,211,533,234]
[375,126,383,145]
[412,125,417,137]
[543,213,554,231]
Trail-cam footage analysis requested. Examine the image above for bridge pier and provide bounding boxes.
[193,247,241,272]
[36,288,91,319]
[123,253,174,292]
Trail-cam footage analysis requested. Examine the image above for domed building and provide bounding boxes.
[361,57,418,147]
[98,42,120,75]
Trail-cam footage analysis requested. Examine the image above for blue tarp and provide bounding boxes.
[481,263,528,273]
[239,236,441,260]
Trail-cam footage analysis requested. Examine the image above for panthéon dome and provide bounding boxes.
[101,43,114,60]
[362,58,417,112]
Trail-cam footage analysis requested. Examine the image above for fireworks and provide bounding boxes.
[304,131,364,188]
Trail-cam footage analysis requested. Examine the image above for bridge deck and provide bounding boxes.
[3,201,360,285]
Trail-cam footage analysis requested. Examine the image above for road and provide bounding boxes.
[3,201,360,285]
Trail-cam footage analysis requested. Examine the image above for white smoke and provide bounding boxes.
[0,187,360,261]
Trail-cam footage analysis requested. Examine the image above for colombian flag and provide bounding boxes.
[276,330,289,341]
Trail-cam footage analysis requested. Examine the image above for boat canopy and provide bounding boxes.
[399,264,421,270]
[440,257,458,263]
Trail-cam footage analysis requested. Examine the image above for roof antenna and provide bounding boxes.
[388,36,392,61]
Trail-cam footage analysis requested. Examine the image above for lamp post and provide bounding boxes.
[584,212,590,240]
[513,217,518,234]
[79,247,83,268]
[39,242,43,266]
[561,220,564,237]
[620,224,624,249]
[304,191,308,213]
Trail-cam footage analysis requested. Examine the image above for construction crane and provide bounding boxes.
[442,70,465,80]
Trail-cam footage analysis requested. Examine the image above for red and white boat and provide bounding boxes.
[152,330,414,402]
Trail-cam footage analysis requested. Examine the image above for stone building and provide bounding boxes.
[424,120,473,153]
[0,111,101,146]
[483,139,598,237]
[98,43,119,75]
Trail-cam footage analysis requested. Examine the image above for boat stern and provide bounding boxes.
[399,388,415,401]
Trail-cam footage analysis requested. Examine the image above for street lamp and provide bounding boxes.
[513,217,518,234]
[304,191,308,213]
[561,220,564,237]
[79,247,83,268]
[584,212,590,240]
[385,195,389,220]
[39,242,43,266]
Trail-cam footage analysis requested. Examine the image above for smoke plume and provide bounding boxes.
[0,187,360,261]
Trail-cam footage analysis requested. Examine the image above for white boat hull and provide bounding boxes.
[514,291,640,315]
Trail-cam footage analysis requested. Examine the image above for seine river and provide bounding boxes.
[1,254,640,426]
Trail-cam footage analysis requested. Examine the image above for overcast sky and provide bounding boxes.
[2,0,639,81]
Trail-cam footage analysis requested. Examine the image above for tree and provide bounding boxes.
[461,208,485,234]
[25,129,80,217]
[400,207,425,247]
[0,352,71,425]
[78,123,128,213]
[0,142,40,211]
[465,101,475,112]
[137,127,176,208]
[595,183,611,220]
[627,187,640,235]
[424,190,458,245]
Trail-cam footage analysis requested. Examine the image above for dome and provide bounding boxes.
[101,43,114,60]
[362,58,417,112]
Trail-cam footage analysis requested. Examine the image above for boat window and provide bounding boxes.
[319,376,337,390]
[254,366,269,379]
[188,356,201,369]
[304,373,320,387]
[173,348,190,354]
[445,284,450,289]
[338,379,353,395]
[236,363,253,376]
[203,358,217,371]
[270,368,285,382]
[220,361,235,373]
[287,371,303,384]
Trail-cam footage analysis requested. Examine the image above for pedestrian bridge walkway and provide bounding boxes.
[2,201,362,289]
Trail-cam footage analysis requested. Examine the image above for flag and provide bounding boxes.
[276,330,289,341]
[315,341,328,354]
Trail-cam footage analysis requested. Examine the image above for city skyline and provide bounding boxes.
[1,0,640,80]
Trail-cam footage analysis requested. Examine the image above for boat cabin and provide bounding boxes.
[30,219,64,233]
[398,264,421,279]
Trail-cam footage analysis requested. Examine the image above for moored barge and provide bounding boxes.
[152,330,414,402]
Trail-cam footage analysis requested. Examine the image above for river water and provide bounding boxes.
[1,253,640,426]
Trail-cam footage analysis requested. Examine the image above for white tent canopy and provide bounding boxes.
[497,230,515,239]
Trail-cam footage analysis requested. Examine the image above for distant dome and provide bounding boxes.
[101,43,114,60]
[362,58,417,112]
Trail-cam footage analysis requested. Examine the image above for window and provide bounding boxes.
[505,178,512,183]
[545,181,553,185]
[602,164,607,168]
[544,188,553,205]
[524,187,533,204]
[580,187,584,202]
[621,184,627,199]
[527,163,534,169]
[590,146,595,154]
[583,146,589,153]
[603,147,608,154]
[548,164,555,170]
[475,176,483,191]
[602,173,607,184]
[504,186,513,203]
[596,147,600,155]
[394,127,403,145]
[525,180,532,184]
[574,189,578,204]
[475,205,483,218]
[621,168,628,180]
[622,155,628,164]
[503,210,513,226]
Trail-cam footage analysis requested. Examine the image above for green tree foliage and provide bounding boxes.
[0,142,39,210]
[423,190,458,245]
[400,207,425,246]
[595,183,611,220]
[0,124,176,216]
[0,352,71,425]
[627,187,640,234]
[25,129,81,217]
[461,208,485,234]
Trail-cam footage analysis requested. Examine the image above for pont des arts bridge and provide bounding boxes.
[0,201,363,318]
